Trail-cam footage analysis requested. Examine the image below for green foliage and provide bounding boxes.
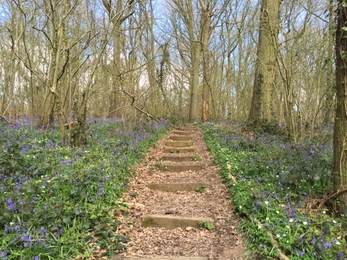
[198,220,215,231]
[195,184,207,193]
[201,122,346,260]
[0,118,171,259]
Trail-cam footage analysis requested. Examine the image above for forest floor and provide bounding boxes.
[104,126,248,260]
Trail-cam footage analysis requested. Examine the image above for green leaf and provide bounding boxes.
[82,221,91,230]
[113,220,122,231]
[321,221,332,235]
[95,230,109,238]
[83,235,94,243]
[106,248,115,258]
[115,244,126,251]
[96,238,108,249]
[115,236,130,243]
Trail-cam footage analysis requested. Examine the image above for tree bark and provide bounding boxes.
[324,0,336,125]
[333,0,347,214]
[189,41,201,122]
[200,0,211,122]
[248,0,280,127]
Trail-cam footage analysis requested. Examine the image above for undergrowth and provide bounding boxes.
[201,122,347,260]
[0,118,171,260]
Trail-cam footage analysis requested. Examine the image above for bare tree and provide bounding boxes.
[166,0,202,120]
[199,0,211,122]
[248,0,281,128]
[102,0,136,118]
[3,0,110,145]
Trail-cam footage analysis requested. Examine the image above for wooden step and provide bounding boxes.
[169,135,192,141]
[163,148,196,153]
[160,155,199,162]
[158,164,203,172]
[148,182,206,192]
[142,214,213,229]
[113,256,208,260]
[165,141,193,147]
[176,126,198,131]
[171,131,196,136]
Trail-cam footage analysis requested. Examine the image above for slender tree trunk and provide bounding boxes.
[248,0,280,126]
[50,22,66,142]
[324,0,336,125]
[109,19,122,118]
[200,1,211,122]
[333,0,347,214]
[102,0,123,118]
[142,1,161,117]
[189,41,201,122]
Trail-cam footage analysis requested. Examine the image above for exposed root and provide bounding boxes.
[299,188,347,215]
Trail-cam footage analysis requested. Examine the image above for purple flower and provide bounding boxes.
[0,250,9,260]
[39,227,46,235]
[54,226,64,237]
[21,233,30,241]
[6,198,16,211]
[311,236,316,245]
[21,144,29,153]
[324,241,332,250]
[21,233,34,248]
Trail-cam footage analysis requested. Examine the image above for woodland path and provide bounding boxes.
[110,126,247,260]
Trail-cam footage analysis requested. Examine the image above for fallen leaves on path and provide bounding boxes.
[112,128,247,260]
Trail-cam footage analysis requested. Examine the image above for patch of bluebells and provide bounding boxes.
[202,123,346,260]
[3,221,48,251]
[0,250,9,260]
[212,124,333,197]
[0,118,170,259]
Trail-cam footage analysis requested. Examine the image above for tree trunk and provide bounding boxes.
[50,22,66,142]
[189,41,201,122]
[324,0,336,125]
[333,0,347,214]
[109,19,122,118]
[200,1,211,122]
[248,0,280,127]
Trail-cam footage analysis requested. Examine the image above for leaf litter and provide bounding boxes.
[111,128,248,260]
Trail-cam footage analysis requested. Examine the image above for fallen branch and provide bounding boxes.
[227,163,238,183]
[317,188,347,211]
[252,217,291,260]
[0,114,11,125]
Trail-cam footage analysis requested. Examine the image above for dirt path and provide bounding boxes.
[112,126,247,260]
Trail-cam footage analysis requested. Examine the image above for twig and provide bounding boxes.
[227,163,238,183]
[122,89,155,120]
